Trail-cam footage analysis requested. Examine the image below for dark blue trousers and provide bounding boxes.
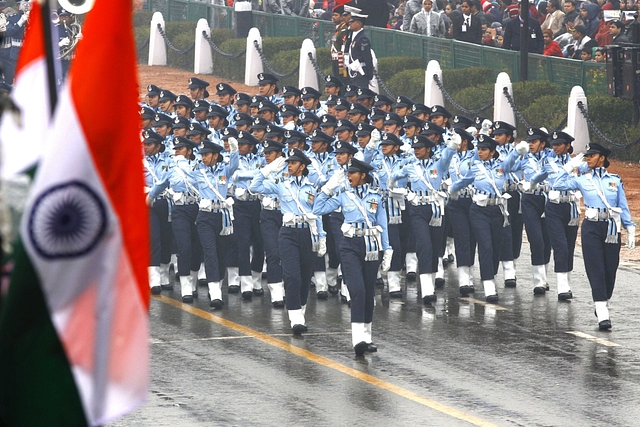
[522,194,551,266]
[400,205,417,257]
[581,220,621,302]
[279,227,316,310]
[340,237,380,323]
[196,210,227,283]
[410,204,444,274]
[234,199,264,275]
[330,212,345,267]
[469,204,503,281]
[545,202,578,273]
[149,199,173,266]
[172,204,202,276]
[260,208,283,284]
[446,198,476,267]
[506,190,523,259]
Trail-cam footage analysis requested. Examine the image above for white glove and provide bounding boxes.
[627,226,636,250]
[317,237,327,257]
[447,133,461,150]
[563,152,584,173]
[515,141,529,156]
[480,119,492,136]
[321,168,344,195]
[370,129,381,146]
[59,37,70,48]
[380,249,393,272]
[261,156,285,177]
[17,13,28,27]
[228,137,239,153]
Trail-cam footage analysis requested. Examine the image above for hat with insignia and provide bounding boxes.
[301,87,322,100]
[474,116,491,129]
[284,130,307,144]
[550,131,575,145]
[154,112,173,126]
[325,95,339,107]
[324,75,344,87]
[258,100,279,113]
[370,108,387,121]
[159,90,177,103]
[348,103,370,116]
[403,115,424,129]
[250,95,266,108]
[251,117,270,130]
[285,148,312,165]
[356,87,376,100]
[147,84,162,96]
[237,131,260,145]
[421,122,445,135]
[262,139,286,153]
[526,127,549,142]
[584,142,611,158]
[429,105,451,119]
[192,100,210,112]
[383,112,403,126]
[207,104,229,118]
[174,95,194,109]
[320,114,338,128]
[373,94,394,107]
[453,127,475,148]
[411,134,436,149]
[187,122,211,136]
[216,82,237,96]
[491,121,516,135]
[199,141,225,156]
[379,133,402,146]
[143,130,164,144]
[343,4,362,15]
[235,93,252,106]
[310,129,334,144]
[265,124,285,139]
[411,103,430,114]
[282,86,302,97]
[334,140,359,155]
[347,158,374,175]
[233,112,253,126]
[257,73,279,85]
[356,122,376,137]
[173,136,197,150]
[395,95,414,109]
[172,116,191,129]
[140,106,155,120]
[452,115,474,129]
[188,77,210,90]
[344,84,359,97]
[349,12,368,22]
[298,112,320,124]
[476,134,498,150]
[336,119,357,132]
[221,127,239,140]
[281,104,302,117]
[334,97,351,111]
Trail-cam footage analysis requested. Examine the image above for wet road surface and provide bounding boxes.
[112,245,640,427]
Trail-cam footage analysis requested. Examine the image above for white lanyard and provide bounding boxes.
[283,179,312,216]
[476,161,503,196]
[144,157,161,184]
[174,161,200,196]
[414,161,437,193]
[200,168,226,201]
[345,190,374,229]
[586,173,614,210]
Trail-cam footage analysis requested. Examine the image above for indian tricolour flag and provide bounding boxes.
[0,0,150,425]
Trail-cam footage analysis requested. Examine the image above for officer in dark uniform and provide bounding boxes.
[345,12,374,89]
[549,142,635,330]
[331,5,349,78]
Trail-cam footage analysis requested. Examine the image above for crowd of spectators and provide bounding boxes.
[241,0,639,61]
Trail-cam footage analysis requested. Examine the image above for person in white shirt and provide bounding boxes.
[409,0,446,37]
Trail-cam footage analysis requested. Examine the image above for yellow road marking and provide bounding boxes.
[154,295,499,427]
[565,331,621,347]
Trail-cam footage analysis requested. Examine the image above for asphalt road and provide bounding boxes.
[111,244,640,427]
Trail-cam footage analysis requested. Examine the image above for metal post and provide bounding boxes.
[520,0,529,81]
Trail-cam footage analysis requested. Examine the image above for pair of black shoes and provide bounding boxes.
[485,294,499,303]
[292,324,308,335]
[389,291,403,298]
[210,299,223,309]
[504,279,517,288]
[328,285,339,295]
[422,294,437,305]
[459,285,475,296]
[317,291,329,300]
[151,286,162,295]
[354,342,378,356]
[406,272,417,282]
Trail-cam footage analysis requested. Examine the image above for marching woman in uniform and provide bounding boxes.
[314,159,392,356]
[549,142,635,330]
[149,137,203,303]
[250,149,326,335]
[143,130,173,295]
[391,134,457,304]
[450,135,515,302]
[530,131,586,300]
[195,139,239,309]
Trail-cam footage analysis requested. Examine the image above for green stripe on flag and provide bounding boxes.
[0,240,88,427]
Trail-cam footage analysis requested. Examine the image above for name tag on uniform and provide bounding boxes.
[462,24,468,32]
[531,33,536,38]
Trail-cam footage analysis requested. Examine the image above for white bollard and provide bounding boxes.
[245,27,264,87]
[369,49,379,93]
[424,60,444,107]
[566,86,590,153]
[194,19,213,75]
[493,72,516,128]
[148,12,167,66]
[298,39,319,90]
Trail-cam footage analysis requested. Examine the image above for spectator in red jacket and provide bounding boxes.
[543,29,564,56]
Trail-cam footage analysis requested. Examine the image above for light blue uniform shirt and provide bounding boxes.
[195,151,239,201]
[149,155,199,200]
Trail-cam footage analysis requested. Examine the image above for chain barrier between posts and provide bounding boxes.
[502,87,529,128]
[157,23,195,55]
[307,52,326,81]
[137,38,149,52]
[253,41,299,79]
[577,101,640,149]
[202,31,246,58]
[433,75,492,117]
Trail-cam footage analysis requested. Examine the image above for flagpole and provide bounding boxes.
[41,0,58,114]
